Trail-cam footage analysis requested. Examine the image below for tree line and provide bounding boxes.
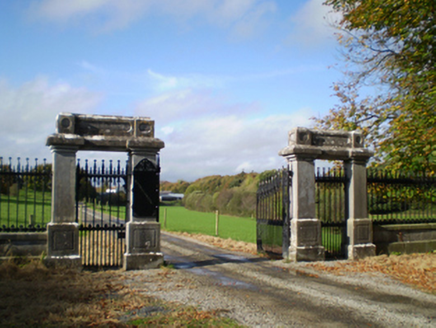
[160,170,277,218]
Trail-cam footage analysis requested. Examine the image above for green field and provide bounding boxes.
[2,192,431,257]
[0,190,51,228]
[160,206,256,244]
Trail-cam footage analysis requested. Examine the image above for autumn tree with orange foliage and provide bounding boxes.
[314,0,435,172]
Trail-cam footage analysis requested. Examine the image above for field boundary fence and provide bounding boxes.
[368,170,436,225]
[256,167,436,259]
[0,157,51,232]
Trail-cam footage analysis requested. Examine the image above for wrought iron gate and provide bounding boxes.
[316,167,347,259]
[76,159,128,268]
[256,167,348,259]
[256,168,290,259]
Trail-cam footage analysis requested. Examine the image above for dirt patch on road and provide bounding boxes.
[167,231,258,255]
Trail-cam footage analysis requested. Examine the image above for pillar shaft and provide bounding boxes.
[291,157,316,219]
[345,159,376,259]
[288,155,325,262]
[45,146,80,268]
[51,146,77,223]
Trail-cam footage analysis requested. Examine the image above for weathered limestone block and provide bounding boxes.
[124,221,163,270]
[280,127,374,262]
[47,113,164,152]
[45,222,81,269]
[289,219,325,262]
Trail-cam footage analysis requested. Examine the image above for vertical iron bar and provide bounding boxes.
[116,160,121,225]
[32,158,37,227]
[0,157,3,227]
[23,158,29,228]
[7,158,12,228]
[91,160,95,226]
[15,158,20,228]
[101,160,105,226]
[76,159,80,223]
[41,159,46,226]
[109,160,113,226]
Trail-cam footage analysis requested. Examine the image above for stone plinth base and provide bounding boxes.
[288,218,325,262]
[47,222,79,256]
[124,221,162,270]
[348,244,376,260]
[46,222,80,269]
[347,218,375,260]
[126,221,161,253]
[44,255,82,269]
[347,218,373,244]
[123,253,164,270]
[289,246,325,262]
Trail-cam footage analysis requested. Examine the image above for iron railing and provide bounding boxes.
[256,167,436,259]
[0,157,51,232]
[368,170,436,225]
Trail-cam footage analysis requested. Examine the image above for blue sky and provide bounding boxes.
[0,0,344,182]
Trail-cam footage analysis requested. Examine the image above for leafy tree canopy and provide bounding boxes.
[314,0,436,172]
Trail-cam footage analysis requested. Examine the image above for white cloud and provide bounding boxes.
[29,0,276,35]
[146,69,226,93]
[161,126,174,135]
[135,88,257,126]
[286,0,341,48]
[0,77,102,160]
[29,0,153,31]
[79,60,107,74]
[135,89,309,182]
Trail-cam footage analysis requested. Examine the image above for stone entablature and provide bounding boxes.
[279,127,373,161]
[46,113,164,152]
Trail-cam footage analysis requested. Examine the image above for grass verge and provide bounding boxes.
[306,252,436,294]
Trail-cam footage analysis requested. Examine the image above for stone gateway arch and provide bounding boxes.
[45,113,164,270]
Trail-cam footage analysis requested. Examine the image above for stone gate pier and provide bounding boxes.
[45,113,164,270]
[279,127,375,261]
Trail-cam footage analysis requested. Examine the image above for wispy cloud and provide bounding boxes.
[28,0,276,36]
[135,88,309,181]
[146,69,226,93]
[78,60,107,74]
[285,0,341,49]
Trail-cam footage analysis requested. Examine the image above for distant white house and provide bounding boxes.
[159,191,184,202]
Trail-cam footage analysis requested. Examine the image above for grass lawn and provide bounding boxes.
[160,206,256,244]
[0,190,51,228]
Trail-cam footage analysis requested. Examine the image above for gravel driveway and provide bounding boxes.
[120,232,436,327]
